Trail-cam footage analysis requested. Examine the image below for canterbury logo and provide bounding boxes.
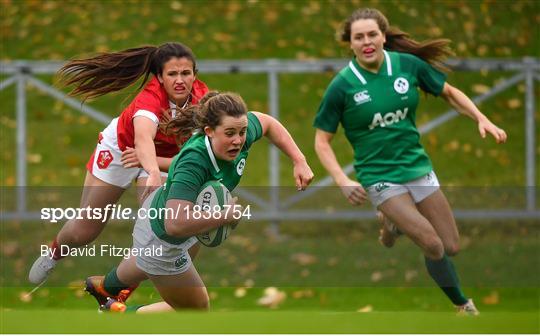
[353,90,371,105]
[374,182,390,193]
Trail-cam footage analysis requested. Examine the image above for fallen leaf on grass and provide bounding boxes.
[482,291,500,305]
[291,252,317,266]
[234,287,247,298]
[68,280,85,290]
[405,270,418,282]
[257,287,286,308]
[357,304,373,313]
[292,289,314,299]
[327,257,339,266]
[472,84,490,94]
[371,271,383,282]
[507,98,522,109]
[27,153,42,164]
[19,291,32,303]
[1,241,19,257]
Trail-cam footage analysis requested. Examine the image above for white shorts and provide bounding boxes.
[133,189,198,275]
[367,171,440,207]
[86,118,167,189]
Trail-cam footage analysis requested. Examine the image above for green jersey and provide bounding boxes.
[314,51,447,187]
[150,112,263,244]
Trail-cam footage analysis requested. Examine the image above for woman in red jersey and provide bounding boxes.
[29,42,208,285]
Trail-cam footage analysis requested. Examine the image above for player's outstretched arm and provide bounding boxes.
[440,83,507,144]
[133,117,164,200]
[314,129,367,205]
[251,111,314,190]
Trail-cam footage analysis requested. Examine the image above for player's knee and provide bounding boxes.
[170,292,209,311]
[445,242,460,256]
[197,290,210,310]
[195,295,210,310]
[422,236,444,259]
[188,297,209,311]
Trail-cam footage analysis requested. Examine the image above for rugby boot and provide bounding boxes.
[28,253,57,284]
[85,275,135,307]
[102,297,127,313]
[456,299,480,316]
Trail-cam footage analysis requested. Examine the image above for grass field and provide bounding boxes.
[1,218,539,333]
[1,310,539,333]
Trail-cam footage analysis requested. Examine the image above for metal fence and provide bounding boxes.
[1,58,539,221]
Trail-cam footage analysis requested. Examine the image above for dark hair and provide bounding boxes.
[164,91,248,137]
[340,8,452,71]
[57,42,197,100]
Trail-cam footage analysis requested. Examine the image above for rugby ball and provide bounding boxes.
[195,180,233,247]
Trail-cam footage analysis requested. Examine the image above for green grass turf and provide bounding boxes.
[1,219,538,333]
[1,310,538,334]
[2,220,539,288]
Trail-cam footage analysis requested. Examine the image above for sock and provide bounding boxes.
[103,267,130,296]
[425,254,468,306]
[50,238,63,260]
[125,304,145,313]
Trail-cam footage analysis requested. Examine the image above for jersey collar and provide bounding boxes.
[349,50,393,85]
[168,95,190,118]
[205,135,221,173]
[168,101,177,118]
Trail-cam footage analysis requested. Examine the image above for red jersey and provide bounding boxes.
[116,77,208,157]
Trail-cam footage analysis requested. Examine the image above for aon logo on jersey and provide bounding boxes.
[368,108,408,130]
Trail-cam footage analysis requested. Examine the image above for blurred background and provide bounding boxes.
[0,0,539,321]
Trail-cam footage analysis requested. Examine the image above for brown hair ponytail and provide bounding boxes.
[58,42,198,100]
[341,8,453,71]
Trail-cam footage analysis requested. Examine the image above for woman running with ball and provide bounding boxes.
[84,91,314,312]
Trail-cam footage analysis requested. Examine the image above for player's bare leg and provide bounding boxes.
[103,265,208,313]
[29,172,125,284]
[378,193,475,313]
[416,189,460,256]
[378,193,444,259]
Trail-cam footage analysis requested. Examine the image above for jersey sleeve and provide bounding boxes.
[243,112,263,150]
[313,78,345,133]
[167,150,210,203]
[415,57,447,96]
[131,89,163,123]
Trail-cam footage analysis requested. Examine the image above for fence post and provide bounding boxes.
[16,65,28,213]
[524,57,536,211]
[268,62,281,236]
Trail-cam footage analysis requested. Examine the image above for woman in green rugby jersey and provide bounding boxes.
[85,91,314,312]
[313,8,507,315]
